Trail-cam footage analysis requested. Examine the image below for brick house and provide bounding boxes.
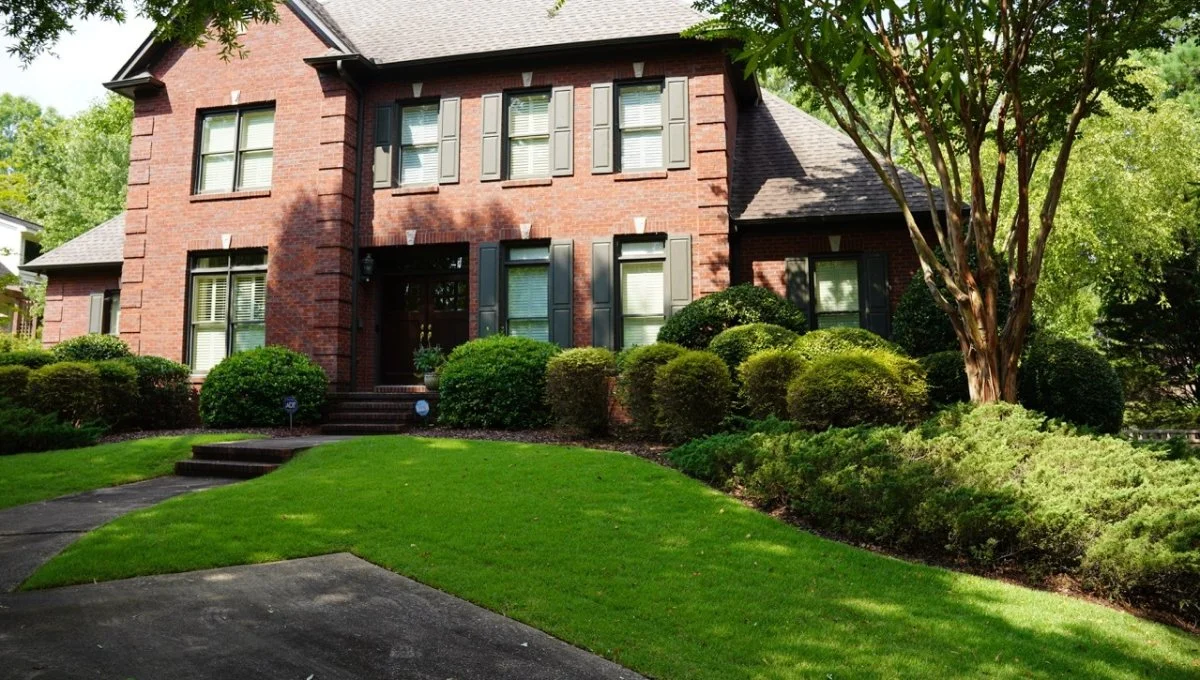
[25,0,934,390]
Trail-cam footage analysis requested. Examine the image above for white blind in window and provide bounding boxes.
[238,150,273,189]
[239,110,275,150]
[621,261,665,316]
[232,274,266,322]
[202,113,237,153]
[192,275,228,323]
[200,154,235,193]
[401,146,439,185]
[622,317,662,349]
[509,138,549,178]
[401,104,439,145]
[621,129,663,171]
[233,325,266,353]
[508,94,550,137]
[507,265,548,319]
[815,259,860,313]
[619,85,662,128]
[192,327,227,373]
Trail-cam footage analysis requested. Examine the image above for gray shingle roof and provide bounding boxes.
[732,92,939,222]
[22,213,125,272]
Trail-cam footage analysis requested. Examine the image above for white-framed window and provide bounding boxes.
[400,103,439,185]
[506,91,551,179]
[813,258,862,328]
[196,107,275,194]
[618,239,666,349]
[505,245,550,341]
[188,251,268,373]
[617,82,664,171]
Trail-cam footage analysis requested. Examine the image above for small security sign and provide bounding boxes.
[283,395,299,429]
[414,399,431,418]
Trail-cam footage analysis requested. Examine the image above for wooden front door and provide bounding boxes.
[377,247,469,385]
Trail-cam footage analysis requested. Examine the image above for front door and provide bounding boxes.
[377,246,469,385]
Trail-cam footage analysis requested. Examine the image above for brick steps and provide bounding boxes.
[176,459,280,478]
[175,436,349,479]
[320,387,437,435]
[321,423,408,435]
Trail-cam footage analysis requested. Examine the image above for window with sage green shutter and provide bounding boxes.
[618,83,664,171]
[506,92,551,179]
[814,258,862,328]
[505,245,550,341]
[619,239,666,349]
[400,103,439,185]
[197,107,274,194]
[187,251,268,373]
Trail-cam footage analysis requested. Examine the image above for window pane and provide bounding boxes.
[622,316,663,349]
[192,325,227,373]
[401,104,439,145]
[199,153,235,193]
[192,275,229,323]
[508,245,549,261]
[194,255,230,270]
[815,259,860,314]
[400,145,439,185]
[509,319,550,342]
[232,273,266,322]
[233,323,266,353]
[620,84,662,128]
[239,109,275,150]
[507,265,548,319]
[621,261,664,316]
[508,93,550,137]
[232,252,268,267]
[509,138,549,178]
[201,113,237,153]
[620,240,665,257]
[238,149,273,189]
[621,129,663,171]
[818,312,861,329]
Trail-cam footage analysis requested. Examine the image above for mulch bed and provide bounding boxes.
[415,426,671,464]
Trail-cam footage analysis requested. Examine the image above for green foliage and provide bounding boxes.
[788,349,928,429]
[653,350,733,443]
[93,360,139,429]
[707,323,799,373]
[615,342,686,437]
[199,346,328,427]
[438,336,560,429]
[893,273,959,357]
[0,349,56,369]
[121,355,196,430]
[545,347,617,434]
[0,365,31,403]
[1019,336,1125,434]
[0,404,102,456]
[0,333,40,353]
[26,361,103,424]
[920,351,970,405]
[738,348,807,419]
[791,327,901,362]
[412,345,447,374]
[51,333,132,362]
[657,284,806,349]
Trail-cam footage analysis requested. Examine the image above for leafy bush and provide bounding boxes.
[892,273,959,357]
[738,349,807,419]
[0,404,103,455]
[122,355,196,430]
[0,365,31,404]
[0,349,56,369]
[708,323,799,373]
[616,343,686,437]
[657,284,807,349]
[920,350,969,405]
[0,334,40,353]
[1019,336,1124,433]
[199,346,328,427]
[545,347,617,434]
[93,360,140,429]
[653,350,733,443]
[26,362,104,424]
[52,333,132,362]
[792,327,901,362]
[787,349,928,429]
[438,335,560,429]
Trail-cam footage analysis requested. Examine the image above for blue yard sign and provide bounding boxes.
[283,395,299,429]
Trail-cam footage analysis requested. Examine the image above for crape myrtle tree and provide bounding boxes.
[690,0,1196,402]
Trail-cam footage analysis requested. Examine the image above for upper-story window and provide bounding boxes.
[506,91,551,179]
[196,106,275,194]
[400,103,439,185]
[617,82,664,171]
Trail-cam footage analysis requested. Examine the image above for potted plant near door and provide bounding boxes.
[413,345,447,390]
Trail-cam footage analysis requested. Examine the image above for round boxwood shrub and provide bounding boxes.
[52,333,132,362]
[27,361,104,425]
[792,327,901,362]
[122,355,196,429]
[0,365,32,404]
[545,347,617,434]
[654,350,733,443]
[1019,336,1124,433]
[739,348,807,419]
[438,335,560,429]
[199,346,328,427]
[787,349,929,429]
[921,350,970,405]
[657,284,807,349]
[892,273,960,357]
[708,323,799,373]
[93,359,140,429]
[0,349,56,369]
[616,342,686,437]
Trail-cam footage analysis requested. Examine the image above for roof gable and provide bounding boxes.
[22,213,125,272]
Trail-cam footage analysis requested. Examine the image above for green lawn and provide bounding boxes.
[26,436,1199,678]
[0,434,259,509]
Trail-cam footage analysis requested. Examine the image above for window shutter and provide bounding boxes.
[438,97,460,184]
[591,83,614,174]
[591,239,614,348]
[373,104,395,188]
[549,239,574,347]
[665,234,692,317]
[88,293,104,334]
[478,242,500,337]
[549,86,574,177]
[862,252,892,337]
[785,257,812,326]
[663,76,690,169]
[480,93,502,181]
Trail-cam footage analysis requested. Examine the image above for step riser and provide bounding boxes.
[326,413,411,424]
[175,460,279,479]
[327,402,410,412]
[320,424,406,435]
[329,393,437,402]
[189,447,295,464]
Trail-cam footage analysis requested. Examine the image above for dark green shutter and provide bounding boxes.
[88,293,104,334]
[591,239,614,348]
[590,83,614,174]
[665,234,692,317]
[785,257,811,324]
[549,239,574,347]
[373,104,395,188]
[663,76,690,169]
[550,86,574,177]
[480,93,503,181]
[478,243,500,337]
[438,97,461,184]
[862,252,891,337]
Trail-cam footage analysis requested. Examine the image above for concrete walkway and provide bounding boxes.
[0,476,234,592]
[0,553,646,680]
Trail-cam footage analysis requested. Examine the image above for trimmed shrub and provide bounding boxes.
[0,404,103,455]
[738,349,806,419]
[708,323,799,373]
[0,349,56,369]
[199,346,328,427]
[122,355,196,429]
[657,284,807,349]
[545,347,617,434]
[892,273,960,357]
[616,343,686,437]
[791,327,901,362]
[1019,336,1124,433]
[0,365,31,404]
[26,362,104,424]
[438,335,560,429]
[52,333,132,362]
[93,360,140,429]
[787,349,928,429]
[0,334,39,353]
[653,350,733,443]
[921,350,969,405]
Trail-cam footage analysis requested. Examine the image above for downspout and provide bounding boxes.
[337,59,365,392]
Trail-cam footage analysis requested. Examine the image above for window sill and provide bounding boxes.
[190,189,272,202]
[391,184,440,196]
[501,178,553,189]
[613,170,668,182]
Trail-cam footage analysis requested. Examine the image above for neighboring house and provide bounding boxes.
[0,210,44,337]
[25,0,937,389]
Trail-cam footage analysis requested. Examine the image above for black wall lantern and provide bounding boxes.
[359,253,375,283]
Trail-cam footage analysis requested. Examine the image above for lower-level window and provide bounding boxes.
[505,244,550,341]
[813,258,861,328]
[188,250,268,373]
[619,239,666,349]
[102,290,120,336]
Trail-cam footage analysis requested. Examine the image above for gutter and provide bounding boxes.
[336,58,366,392]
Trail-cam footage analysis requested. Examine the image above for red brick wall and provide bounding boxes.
[41,268,121,346]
